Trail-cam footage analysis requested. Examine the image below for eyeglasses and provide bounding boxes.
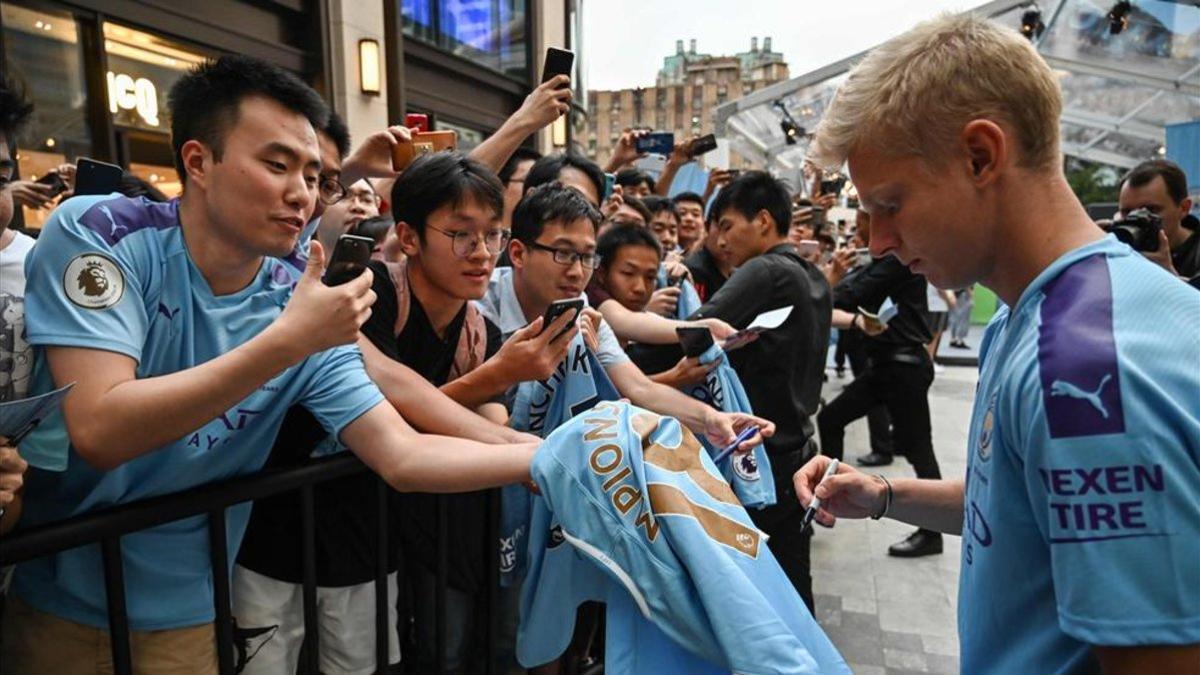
[427,224,510,258]
[526,241,602,270]
[318,176,348,206]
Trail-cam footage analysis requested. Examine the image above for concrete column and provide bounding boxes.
[326,0,391,147]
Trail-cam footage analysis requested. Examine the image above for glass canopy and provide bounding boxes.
[715,0,1200,182]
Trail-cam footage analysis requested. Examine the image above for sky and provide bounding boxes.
[582,0,992,92]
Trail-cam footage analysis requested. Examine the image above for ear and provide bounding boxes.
[179,139,212,190]
[756,209,775,237]
[960,119,1007,187]
[508,238,527,270]
[396,221,421,257]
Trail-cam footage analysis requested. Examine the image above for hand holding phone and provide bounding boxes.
[35,171,69,198]
[689,134,717,157]
[676,325,714,358]
[635,132,675,156]
[391,130,458,171]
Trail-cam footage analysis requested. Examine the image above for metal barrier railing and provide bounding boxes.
[0,453,499,675]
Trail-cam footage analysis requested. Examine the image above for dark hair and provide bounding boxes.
[621,195,653,224]
[352,215,394,245]
[512,182,602,243]
[117,173,169,202]
[524,152,605,203]
[710,170,792,236]
[0,75,34,141]
[1122,159,1189,205]
[499,147,543,184]
[642,195,678,223]
[672,191,704,209]
[167,55,329,185]
[598,221,662,266]
[390,151,504,238]
[322,111,352,160]
[616,168,655,193]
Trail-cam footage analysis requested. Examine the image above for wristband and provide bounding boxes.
[870,474,892,520]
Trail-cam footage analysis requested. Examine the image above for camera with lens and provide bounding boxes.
[1101,208,1162,253]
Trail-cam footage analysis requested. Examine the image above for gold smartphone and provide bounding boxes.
[391,130,458,171]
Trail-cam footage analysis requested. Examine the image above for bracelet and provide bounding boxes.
[871,475,892,520]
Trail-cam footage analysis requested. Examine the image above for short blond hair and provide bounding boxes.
[810,14,1062,171]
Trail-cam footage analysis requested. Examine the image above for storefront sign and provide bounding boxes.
[106,71,159,127]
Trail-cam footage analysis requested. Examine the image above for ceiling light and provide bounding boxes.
[1020,6,1044,41]
[1107,1,1132,35]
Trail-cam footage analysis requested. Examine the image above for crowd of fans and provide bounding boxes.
[0,11,1197,674]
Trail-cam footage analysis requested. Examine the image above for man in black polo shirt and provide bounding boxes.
[819,215,942,558]
[688,171,832,611]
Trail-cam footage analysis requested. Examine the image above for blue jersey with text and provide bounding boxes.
[14,195,383,630]
[960,236,1200,673]
[519,401,848,674]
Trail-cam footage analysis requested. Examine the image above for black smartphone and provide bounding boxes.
[690,134,717,156]
[542,47,575,88]
[676,326,714,358]
[726,168,742,179]
[635,132,674,155]
[820,175,847,196]
[669,274,689,289]
[324,234,374,286]
[811,206,827,228]
[540,298,584,339]
[35,171,68,198]
[74,158,124,196]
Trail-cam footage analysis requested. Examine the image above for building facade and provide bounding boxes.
[2,0,576,230]
[584,36,789,169]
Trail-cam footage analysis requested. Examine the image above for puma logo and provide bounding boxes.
[1051,374,1112,419]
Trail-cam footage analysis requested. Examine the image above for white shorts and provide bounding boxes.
[231,565,400,675]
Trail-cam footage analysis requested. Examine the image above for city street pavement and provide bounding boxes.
[810,363,979,674]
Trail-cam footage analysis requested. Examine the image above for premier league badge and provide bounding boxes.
[732,450,761,482]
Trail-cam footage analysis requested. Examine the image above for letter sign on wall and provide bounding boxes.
[106,71,160,127]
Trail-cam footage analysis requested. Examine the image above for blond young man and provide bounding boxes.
[794,14,1199,674]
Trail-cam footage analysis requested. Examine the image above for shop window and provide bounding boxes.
[3,3,93,229]
[102,23,207,135]
[401,0,529,82]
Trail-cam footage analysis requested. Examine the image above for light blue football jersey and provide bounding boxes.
[960,235,1200,673]
[14,195,384,630]
[519,400,849,674]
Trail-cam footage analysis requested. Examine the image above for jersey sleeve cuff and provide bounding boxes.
[25,332,143,364]
[1060,607,1200,647]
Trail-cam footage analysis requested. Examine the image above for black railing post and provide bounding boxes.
[374,477,389,673]
[300,485,319,674]
[208,509,236,675]
[485,488,501,675]
[101,537,134,675]
[435,494,448,673]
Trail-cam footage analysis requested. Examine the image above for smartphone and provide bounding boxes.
[726,168,742,179]
[820,175,847,196]
[405,113,430,133]
[855,247,872,267]
[603,172,616,200]
[810,205,827,228]
[540,298,585,339]
[35,171,68,198]
[74,158,124,196]
[797,239,821,258]
[669,275,689,289]
[722,328,761,352]
[542,47,575,88]
[690,133,717,156]
[676,325,714,358]
[391,130,458,171]
[324,234,374,286]
[635,132,675,156]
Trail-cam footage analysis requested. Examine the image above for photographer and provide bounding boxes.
[1117,159,1199,281]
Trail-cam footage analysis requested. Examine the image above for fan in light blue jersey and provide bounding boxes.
[519,400,848,674]
[14,194,383,631]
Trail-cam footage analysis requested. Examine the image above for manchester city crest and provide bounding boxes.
[978,393,996,461]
